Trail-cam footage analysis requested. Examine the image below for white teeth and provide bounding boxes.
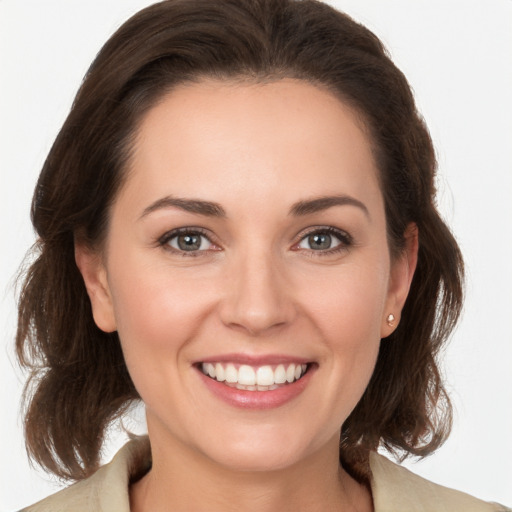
[238,365,256,386]
[274,364,287,384]
[204,363,215,378]
[225,363,237,383]
[215,363,225,382]
[256,366,274,386]
[200,362,309,390]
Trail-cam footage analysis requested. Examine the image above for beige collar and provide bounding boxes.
[24,436,506,512]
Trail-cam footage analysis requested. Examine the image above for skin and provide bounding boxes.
[76,79,417,512]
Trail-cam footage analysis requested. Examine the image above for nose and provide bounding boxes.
[218,251,296,336]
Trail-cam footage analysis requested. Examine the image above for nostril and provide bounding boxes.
[217,267,295,335]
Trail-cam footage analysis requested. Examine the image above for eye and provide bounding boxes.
[159,228,216,254]
[295,227,352,253]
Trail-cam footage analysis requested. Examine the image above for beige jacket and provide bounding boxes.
[21,436,510,512]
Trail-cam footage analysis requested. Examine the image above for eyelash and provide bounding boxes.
[158,227,216,257]
[157,226,353,257]
[293,226,353,257]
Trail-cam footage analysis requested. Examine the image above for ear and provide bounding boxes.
[75,243,117,333]
[381,223,418,338]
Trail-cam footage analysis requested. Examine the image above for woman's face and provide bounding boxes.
[78,79,414,472]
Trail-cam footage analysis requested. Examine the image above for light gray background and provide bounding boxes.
[1,1,511,510]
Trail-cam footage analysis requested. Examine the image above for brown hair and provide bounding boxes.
[16,0,463,481]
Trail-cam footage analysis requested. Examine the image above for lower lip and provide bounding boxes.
[197,367,314,410]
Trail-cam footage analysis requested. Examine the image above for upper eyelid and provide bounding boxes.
[158,228,219,257]
[158,226,215,244]
[295,225,352,243]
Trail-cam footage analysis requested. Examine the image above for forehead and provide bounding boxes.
[122,78,382,216]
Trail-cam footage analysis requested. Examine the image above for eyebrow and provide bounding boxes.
[139,194,369,220]
[289,195,370,218]
[140,196,227,219]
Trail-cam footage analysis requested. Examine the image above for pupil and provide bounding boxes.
[178,234,200,251]
[309,233,331,250]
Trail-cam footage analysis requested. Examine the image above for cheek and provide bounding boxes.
[297,259,387,397]
[106,257,216,363]
[106,259,221,417]
[299,258,389,336]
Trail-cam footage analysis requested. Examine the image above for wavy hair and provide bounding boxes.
[16,0,464,481]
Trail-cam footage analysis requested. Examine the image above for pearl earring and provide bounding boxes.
[386,314,395,326]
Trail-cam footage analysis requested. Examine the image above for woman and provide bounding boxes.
[9,0,510,510]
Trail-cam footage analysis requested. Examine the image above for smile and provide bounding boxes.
[200,362,309,391]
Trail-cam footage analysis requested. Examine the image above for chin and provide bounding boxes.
[196,425,323,473]
[208,444,305,473]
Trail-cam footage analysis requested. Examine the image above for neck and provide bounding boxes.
[130,428,373,512]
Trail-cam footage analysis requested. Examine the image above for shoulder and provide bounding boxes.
[369,452,511,512]
[19,436,151,512]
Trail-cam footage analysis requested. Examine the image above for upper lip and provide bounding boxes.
[195,353,313,366]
